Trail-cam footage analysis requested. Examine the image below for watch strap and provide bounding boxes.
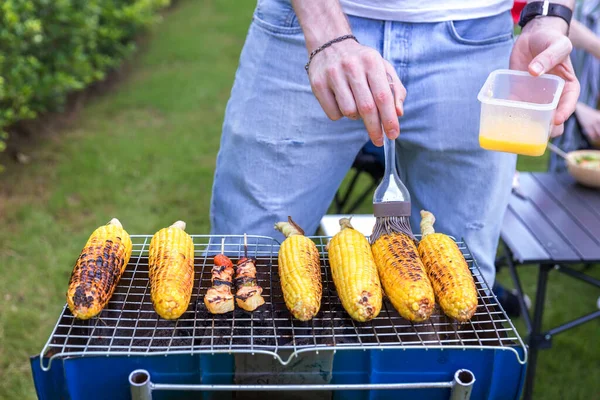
[518,1,573,28]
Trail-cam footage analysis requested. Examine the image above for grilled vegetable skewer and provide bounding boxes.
[371,231,435,322]
[204,238,235,314]
[418,210,478,322]
[327,218,382,322]
[234,233,265,311]
[67,218,133,320]
[148,221,195,320]
[275,216,322,321]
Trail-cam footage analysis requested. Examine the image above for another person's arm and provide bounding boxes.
[575,103,600,142]
[569,19,600,59]
[291,1,404,146]
[569,19,600,144]
[510,0,580,137]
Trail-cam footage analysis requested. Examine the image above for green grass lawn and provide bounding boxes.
[0,1,598,399]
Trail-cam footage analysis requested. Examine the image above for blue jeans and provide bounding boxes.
[210,0,517,286]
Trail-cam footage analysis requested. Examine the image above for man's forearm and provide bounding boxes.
[291,1,353,53]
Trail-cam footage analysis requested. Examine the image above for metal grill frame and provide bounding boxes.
[39,234,528,372]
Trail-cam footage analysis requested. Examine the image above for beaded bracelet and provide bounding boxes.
[304,34,359,73]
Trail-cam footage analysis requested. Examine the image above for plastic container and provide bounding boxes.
[477,69,565,157]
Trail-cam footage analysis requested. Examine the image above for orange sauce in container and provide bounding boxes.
[479,137,547,156]
[479,116,549,157]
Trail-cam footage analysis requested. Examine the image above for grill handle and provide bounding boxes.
[129,368,475,400]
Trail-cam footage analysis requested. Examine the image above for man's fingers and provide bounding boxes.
[311,77,343,120]
[383,61,406,116]
[347,74,383,145]
[554,80,580,125]
[328,70,359,119]
[367,63,399,140]
[550,123,564,138]
[528,35,572,76]
[308,44,407,146]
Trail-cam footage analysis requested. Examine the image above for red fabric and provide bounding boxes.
[511,0,528,24]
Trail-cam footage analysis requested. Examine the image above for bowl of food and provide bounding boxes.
[566,150,600,188]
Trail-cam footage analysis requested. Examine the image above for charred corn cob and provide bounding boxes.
[67,218,132,320]
[234,234,265,311]
[418,210,478,322]
[327,218,382,322]
[204,238,235,314]
[148,221,195,320]
[274,216,322,321]
[371,232,435,322]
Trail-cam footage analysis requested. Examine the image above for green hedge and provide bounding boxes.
[0,0,170,157]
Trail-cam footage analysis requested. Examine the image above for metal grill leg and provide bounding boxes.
[450,369,475,400]
[523,264,551,400]
[129,369,152,400]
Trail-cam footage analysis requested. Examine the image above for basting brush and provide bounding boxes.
[369,81,416,244]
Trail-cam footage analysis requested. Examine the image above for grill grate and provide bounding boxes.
[40,235,527,371]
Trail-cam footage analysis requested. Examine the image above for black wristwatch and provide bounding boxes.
[518,1,573,29]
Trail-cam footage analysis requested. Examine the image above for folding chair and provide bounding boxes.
[332,141,384,215]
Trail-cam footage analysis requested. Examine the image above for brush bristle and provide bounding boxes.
[370,216,417,244]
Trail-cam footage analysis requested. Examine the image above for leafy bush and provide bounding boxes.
[0,0,170,157]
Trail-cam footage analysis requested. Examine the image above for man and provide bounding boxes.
[210,0,579,288]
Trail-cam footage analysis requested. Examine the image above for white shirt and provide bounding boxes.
[339,0,514,22]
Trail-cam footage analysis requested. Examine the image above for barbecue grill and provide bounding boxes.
[31,234,528,400]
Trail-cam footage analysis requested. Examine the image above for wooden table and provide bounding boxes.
[499,171,600,400]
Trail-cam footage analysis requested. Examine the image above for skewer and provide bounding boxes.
[203,237,235,314]
[234,233,265,311]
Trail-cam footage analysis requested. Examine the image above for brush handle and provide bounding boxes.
[374,134,410,197]
[383,133,396,178]
[384,74,398,180]
[372,76,412,215]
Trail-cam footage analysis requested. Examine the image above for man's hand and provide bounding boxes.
[510,17,580,137]
[307,40,405,146]
[575,102,600,143]
[292,0,404,146]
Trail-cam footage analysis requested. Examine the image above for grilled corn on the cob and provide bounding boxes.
[418,210,478,322]
[327,218,382,322]
[148,221,195,320]
[67,218,133,320]
[275,216,322,321]
[371,232,435,322]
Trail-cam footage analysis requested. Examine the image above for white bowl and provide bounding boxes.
[566,150,600,189]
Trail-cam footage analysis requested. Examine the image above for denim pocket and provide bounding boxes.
[252,0,303,35]
[447,11,514,46]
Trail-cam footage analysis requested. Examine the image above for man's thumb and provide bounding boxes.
[528,35,572,76]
